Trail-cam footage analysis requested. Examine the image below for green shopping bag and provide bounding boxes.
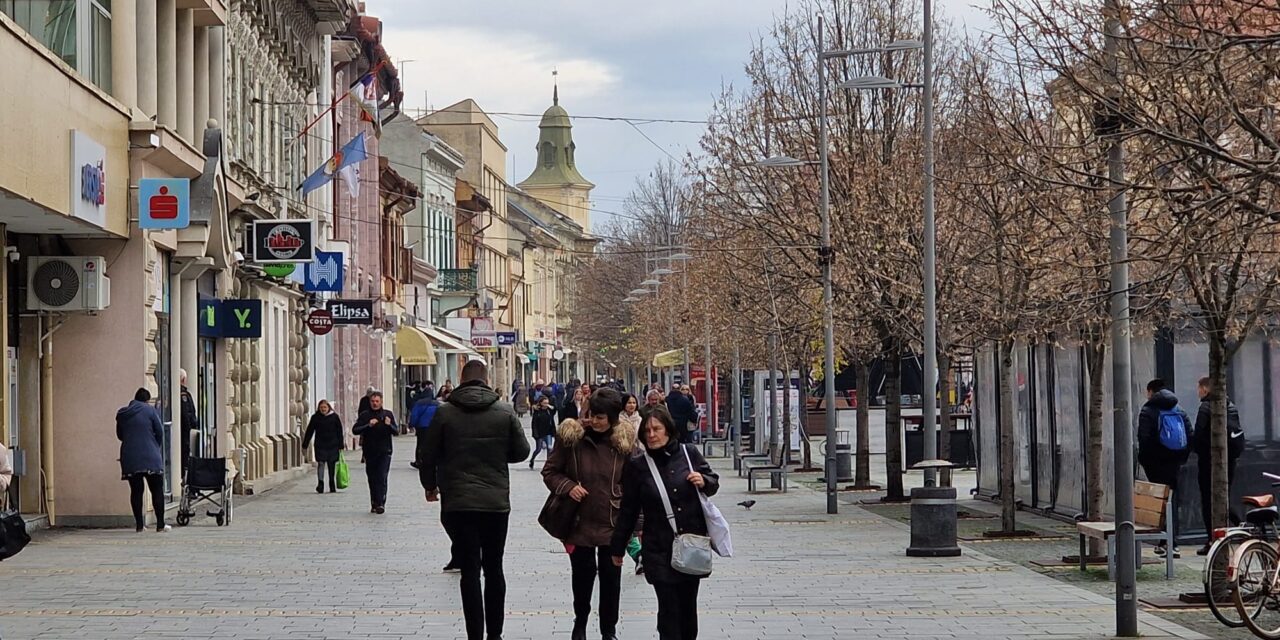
[335,452,350,490]
[626,536,642,561]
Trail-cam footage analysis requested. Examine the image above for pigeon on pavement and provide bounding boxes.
[737,500,757,510]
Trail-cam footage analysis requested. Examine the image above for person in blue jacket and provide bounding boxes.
[117,388,169,533]
[410,392,440,435]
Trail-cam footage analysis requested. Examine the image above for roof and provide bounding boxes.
[518,92,593,189]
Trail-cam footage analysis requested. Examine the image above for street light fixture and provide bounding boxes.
[651,267,675,276]
[668,252,693,262]
[837,76,908,91]
[757,155,817,168]
[640,279,662,287]
[629,288,651,297]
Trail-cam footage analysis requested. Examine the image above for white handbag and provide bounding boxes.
[680,446,733,557]
[645,448,713,577]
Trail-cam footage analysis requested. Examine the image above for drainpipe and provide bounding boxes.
[39,316,64,525]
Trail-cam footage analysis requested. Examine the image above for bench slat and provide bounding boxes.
[1077,522,1164,537]
[1135,481,1171,499]
[1135,508,1165,528]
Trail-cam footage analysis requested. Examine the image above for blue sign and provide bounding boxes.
[497,332,518,346]
[304,250,344,292]
[196,297,262,339]
[138,178,191,229]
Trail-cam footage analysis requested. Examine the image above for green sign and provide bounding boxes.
[263,264,296,278]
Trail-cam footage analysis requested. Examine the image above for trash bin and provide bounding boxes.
[835,442,853,482]
[906,460,961,558]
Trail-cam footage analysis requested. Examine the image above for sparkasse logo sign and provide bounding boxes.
[326,299,374,325]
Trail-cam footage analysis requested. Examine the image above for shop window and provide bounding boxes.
[0,0,111,91]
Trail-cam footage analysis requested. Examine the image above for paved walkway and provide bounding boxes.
[0,429,1204,639]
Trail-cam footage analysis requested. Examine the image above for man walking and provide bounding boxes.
[353,391,397,514]
[179,369,198,476]
[666,384,697,444]
[1195,375,1246,554]
[417,360,530,640]
[1136,379,1191,557]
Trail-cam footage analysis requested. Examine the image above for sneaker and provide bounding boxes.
[373,506,385,515]
[442,563,460,573]
[156,525,172,533]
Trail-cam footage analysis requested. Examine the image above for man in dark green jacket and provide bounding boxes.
[417,359,530,640]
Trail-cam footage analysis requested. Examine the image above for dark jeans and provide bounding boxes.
[654,580,700,639]
[127,473,166,531]
[1199,455,1240,532]
[441,511,510,640]
[364,452,391,507]
[530,435,554,466]
[316,460,337,490]
[570,546,621,634]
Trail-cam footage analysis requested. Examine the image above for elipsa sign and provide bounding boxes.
[325,299,374,325]
[250,220,315,264]
[70,130,107,229]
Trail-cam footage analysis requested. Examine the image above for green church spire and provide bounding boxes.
[519,81,592,189]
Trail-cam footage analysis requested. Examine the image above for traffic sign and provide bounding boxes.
[307,308,334,335]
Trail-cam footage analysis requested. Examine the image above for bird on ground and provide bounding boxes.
[737,500,757,510]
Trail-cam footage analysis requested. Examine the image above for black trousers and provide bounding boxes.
[654,580,700,640]
[316,460,337,490]
[1199,455,1240,532]
[570,546,621,633]
[127,474,166,531]
[441,511,510,640]
[364,452,391,507]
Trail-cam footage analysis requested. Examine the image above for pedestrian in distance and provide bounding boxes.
[409,391,440,435]
[353,391,397,514]
[513,380,530,417]
[303,399,344,494]
[358,385,376,415]
[620,393,642,435]
[542,388,637,640]
[117,388,170,533]
[179,369,198,477]
[529,396,557,469]
[611,405,720,640]
[405,380,421,420]
[1195,375,1247,555]
[417,359,530,640]
[561,382,583,421]
[1135,379,1191,558]
[666,385,697,444]
[437,379,455,402]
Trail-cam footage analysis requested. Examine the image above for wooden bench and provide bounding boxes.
[1076,481,1175,580]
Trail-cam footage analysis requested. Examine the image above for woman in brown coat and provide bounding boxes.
[542,387,637,640]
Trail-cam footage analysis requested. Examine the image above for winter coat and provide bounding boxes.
[620,411,643,435]
[409,396,439,430]
[541,418,639,547]
[416,380,531,513]
[1136,389,1192,470]
[358,395,373,416]
[531,406,557,440]
[0,442,12,493]
[666,391,697,442]
[302,411,345,462]
[611,440,720,584]
[560,393,580,421]
[1194,394,1246,465]
[352,409,397,456]
[117,400,166,478]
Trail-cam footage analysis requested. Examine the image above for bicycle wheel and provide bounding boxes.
[1234,541,1280,639]
[1206,531,1253,628]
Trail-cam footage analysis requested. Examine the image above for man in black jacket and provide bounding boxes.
[1195,375,1246,554]
[666,385,697,444]
[353,391,397,514]
[179,369,199,477]
[1136,379,1191,557]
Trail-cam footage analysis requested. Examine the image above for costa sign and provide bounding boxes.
[306,308,334,335]
[250,220,315,264]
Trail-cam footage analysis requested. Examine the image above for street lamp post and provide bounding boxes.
[816,15,839,514]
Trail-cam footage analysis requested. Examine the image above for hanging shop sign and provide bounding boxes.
[326,299,374,325]
[138,178,191,229]
[304,250,344,292]
[70,130,107,228]
[470,317,496,349]
[196,297,263,339]
[307,308,334,335]
[497,331,518,346]
[250,220,315,264]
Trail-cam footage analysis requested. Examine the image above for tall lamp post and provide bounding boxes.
[758,17,924,514]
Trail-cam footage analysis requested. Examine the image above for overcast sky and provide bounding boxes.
[374,1,996,229]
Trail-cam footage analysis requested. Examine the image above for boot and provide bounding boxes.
[571,623,587,640]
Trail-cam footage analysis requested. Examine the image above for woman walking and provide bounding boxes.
[117,388,170,533]
[620,393,642,434]
[612,406,720,639]
[543,388,636,640]
[529,395,557,469]
[303,400,344,493]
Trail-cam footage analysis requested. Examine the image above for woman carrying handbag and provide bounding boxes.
[611,406,721,640]
[541,388,637,640]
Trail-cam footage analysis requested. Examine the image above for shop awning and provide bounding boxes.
[653,349,685,368]
[423,325,478,355]
[396,326,436,366]
[517,353,531,364]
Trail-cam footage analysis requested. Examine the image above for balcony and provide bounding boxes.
[438,268,478,293]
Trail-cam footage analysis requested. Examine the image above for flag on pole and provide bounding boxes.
[340,164,361,198]
[349,72,381,136]
[299,132,369,196]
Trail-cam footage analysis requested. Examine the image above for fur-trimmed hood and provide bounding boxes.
[557,419,638,455]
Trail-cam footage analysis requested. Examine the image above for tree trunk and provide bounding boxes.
[1209,332,1230,529]
[999,339,1018,533]
[885,341,905,501]
[855,360,873,488]
[1084,332,1107,556]
[939,350,953,461]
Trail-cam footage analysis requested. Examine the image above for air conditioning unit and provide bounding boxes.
[27,256,111,312]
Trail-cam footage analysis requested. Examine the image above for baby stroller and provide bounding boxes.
[176,456,232,526]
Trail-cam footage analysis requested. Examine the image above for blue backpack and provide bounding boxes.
[1158,409,1189,451]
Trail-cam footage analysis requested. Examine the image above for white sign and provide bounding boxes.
[471,317,496,348]
[70,130,107,229]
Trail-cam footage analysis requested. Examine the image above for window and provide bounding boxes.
[0,0,111,91]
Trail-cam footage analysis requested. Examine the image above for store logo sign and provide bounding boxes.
[326,299,374,325]
[70,130,108,228]
[250,220,315,264]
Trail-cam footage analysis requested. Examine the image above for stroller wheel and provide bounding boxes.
[176,513,190,527]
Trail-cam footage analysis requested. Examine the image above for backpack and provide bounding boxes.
[1158,409,1189,451]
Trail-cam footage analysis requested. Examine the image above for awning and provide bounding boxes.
[396,326,436,366]
[423,325,478,355]
[653,349,685,368]
[517,353,531,364]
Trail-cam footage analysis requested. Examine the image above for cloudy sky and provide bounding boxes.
[373,1,995,228]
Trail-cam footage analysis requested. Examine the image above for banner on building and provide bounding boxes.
[304,250,344,292]
[250,220,315,264]
[326,299,374,325]
[471,317,496,349]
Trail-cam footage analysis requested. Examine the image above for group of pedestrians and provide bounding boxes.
[1136,376,1247,557]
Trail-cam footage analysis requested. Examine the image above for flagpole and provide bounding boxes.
[295,60,387,142]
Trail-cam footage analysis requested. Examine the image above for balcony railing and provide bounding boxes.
[438,268,478,293]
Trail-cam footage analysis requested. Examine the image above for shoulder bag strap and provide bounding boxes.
[644,453,680,535]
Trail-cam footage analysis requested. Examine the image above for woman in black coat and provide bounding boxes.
[611,405,719,640]
[117,388,169,533]
[302,399,345,493]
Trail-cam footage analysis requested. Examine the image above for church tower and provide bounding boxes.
[518,83,595,232]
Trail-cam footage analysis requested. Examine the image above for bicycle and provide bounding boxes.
[1223,472,1280,637]
[1204,473,1280,628]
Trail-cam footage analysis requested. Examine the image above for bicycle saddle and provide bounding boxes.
[1244,495,1275,508]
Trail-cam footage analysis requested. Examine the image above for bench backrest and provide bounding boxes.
[1134,480,1172,529]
